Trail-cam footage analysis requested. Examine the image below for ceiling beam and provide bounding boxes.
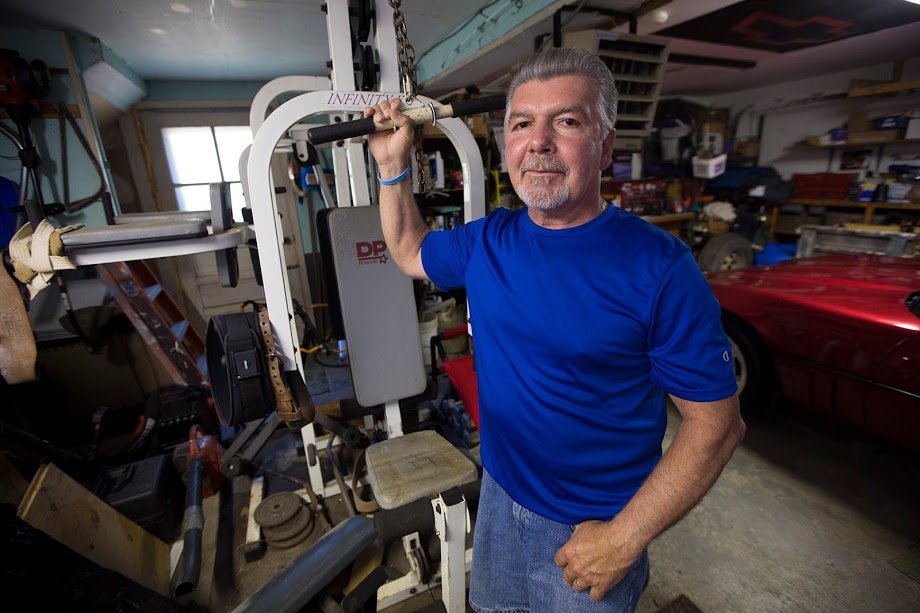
[416,0,568,90]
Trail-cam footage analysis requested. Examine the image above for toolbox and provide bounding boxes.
[792,173,856,200]
[94,453,184,542]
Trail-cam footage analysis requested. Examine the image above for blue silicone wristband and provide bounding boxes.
[378,166,411,185]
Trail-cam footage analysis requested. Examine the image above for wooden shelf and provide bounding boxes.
[783,199,920,227]
[643,212,696,236]
[794,138,920,150]
[847,79,920,97]
[789,199,920,210]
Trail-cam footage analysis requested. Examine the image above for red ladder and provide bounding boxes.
[95,261,209,389]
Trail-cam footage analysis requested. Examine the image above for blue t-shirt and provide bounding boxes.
[421,206,737,524]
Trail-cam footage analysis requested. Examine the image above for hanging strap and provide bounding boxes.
[257,310,311,430]
[0,261,37,384]
[8,219,83,299]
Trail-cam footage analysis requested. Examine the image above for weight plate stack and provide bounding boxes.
[254,491,315,549]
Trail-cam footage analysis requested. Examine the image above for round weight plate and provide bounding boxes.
[265,523,312,549]
[360,44,376,91]
[262,505,312,542]
[254,492,303,529]
[349,0,372,44]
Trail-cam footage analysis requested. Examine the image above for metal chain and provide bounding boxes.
[413,126,427,193]
[389,0,417,101]
[389,0,427,192]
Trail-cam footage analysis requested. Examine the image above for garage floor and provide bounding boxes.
[635,402,920,613]
[385,401,920,613]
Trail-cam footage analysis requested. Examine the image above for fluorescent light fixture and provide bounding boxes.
[83,61,146,111]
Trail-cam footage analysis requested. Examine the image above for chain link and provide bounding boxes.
[413,126,427,192]
[389,0,417,101]
[389,0,427,192]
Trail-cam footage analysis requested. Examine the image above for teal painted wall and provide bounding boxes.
[145,79,265,102]
[0,27,142,230]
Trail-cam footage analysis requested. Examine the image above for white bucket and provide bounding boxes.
[419,312,439,367]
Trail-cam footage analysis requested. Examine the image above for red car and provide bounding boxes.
[706,254,920,453]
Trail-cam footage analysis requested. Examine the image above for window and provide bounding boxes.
[161,125,251,220]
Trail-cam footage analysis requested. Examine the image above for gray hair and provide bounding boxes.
[505,47,619,132]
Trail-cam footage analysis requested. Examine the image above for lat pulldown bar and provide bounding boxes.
[306,94,506,145]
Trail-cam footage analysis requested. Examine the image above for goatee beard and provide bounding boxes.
[519,157,569,210]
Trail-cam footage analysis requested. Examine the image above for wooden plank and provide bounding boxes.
[789,199,920,211]
[644,212,696,237]
[17,463,170,596]
[848,79,920,97]
[0,103,81,119]
[345,540,385,594]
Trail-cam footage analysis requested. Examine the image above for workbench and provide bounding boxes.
[774,199,920,240]
[644,212,697,236]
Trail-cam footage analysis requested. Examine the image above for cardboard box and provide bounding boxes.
[848,112,871,132]
[700,121,727,155]
[906,116,920,140]
[847,130,898,145]
[691,153,727,178]
[792,173,856,200]
[422,112,490,139]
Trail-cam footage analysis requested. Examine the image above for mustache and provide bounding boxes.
[520,157,568,173]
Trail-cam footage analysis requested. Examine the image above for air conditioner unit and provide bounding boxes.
[563,29,671,152]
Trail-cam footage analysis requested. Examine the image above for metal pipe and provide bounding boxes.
[231,515,376,613]
[172,456,204,597]
[232,481,480,612]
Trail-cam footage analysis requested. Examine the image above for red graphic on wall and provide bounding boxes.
[656,0,920,53]
[731,11,853,48]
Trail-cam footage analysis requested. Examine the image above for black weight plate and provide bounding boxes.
[265,523,312,550]
[254,492,303,529]
[262,505,312,542]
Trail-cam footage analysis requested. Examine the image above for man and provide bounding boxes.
[365,47,745,612]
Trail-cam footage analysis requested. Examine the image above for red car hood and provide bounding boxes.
[706,254,920,332]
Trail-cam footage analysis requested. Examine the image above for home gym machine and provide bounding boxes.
[225,1,504,611]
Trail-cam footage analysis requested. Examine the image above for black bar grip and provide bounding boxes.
[448,94,506,117]
[307,117,376,146]
[306,95,507,146]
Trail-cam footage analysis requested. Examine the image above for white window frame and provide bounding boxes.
[120,107,312,331]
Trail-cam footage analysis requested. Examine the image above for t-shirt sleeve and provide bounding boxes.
[646,248,738,401]
[420,218,483,291]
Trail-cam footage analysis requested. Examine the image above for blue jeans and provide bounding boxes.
[469,470,648,613]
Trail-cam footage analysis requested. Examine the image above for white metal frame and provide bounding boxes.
[242,3,485,611]
[246,90,484,493]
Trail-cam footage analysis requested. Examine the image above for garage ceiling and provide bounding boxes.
[1,0,919,98]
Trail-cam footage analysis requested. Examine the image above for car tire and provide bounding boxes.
[697,232,754,273]
[721,314,774,413]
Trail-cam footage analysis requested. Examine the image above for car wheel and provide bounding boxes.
[722,314,774,412]
[697,232,754,273]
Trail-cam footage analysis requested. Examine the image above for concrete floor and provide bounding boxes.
[635,402,920,612]
[384,401,920,613]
